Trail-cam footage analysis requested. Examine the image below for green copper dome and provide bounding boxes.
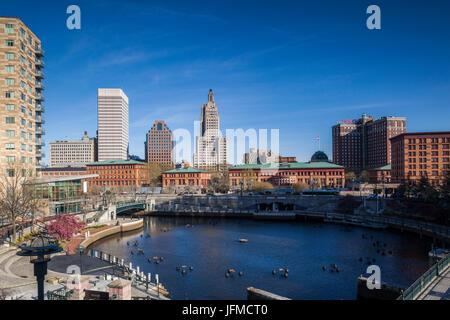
[311,151,329,162]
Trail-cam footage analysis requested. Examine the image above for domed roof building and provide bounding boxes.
[310,151,329,163]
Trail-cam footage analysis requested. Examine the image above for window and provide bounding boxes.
[21,118,26,126]
[21,156,26,164]
[28,121,32,128]
[5,65,14,72]
[20,56,26,64]
[20,106,25,113]
[5,52,14,59]
[5,40,14,46]
[20,80,26,89]
[5,130,15,137]
[6,169,15,177]
[6,91,14,98]
[5,104,15,111]
[20,28,25,38]
[5,78,15,86]
[21,144,26,151]
[5,24,14,34]
[20,68,25,76]
[5,143,15,150]
[21,131,26,138]
[6,156,15,163]
[6,117,15,124]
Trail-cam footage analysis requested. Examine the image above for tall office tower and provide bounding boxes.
[97,88,129,161]
[145,120,174,166]
[0,17,45,177]
[49,131,97,167]
[193,89,227,170]
[332,114,406,172]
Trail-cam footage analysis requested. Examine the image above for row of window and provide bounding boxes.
[5,155,34,164]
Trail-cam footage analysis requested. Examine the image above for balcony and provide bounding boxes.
[35,93,45,102]
[35,70,45,79]
[36,128,45,136]
[35,48,45,57]
[35,104,45,113]
[35,82,45,90]
[35,116,45,124]
[36,151,45,159]
[35,59,45,68]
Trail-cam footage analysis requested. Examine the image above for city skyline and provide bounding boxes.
[0,0,449,165]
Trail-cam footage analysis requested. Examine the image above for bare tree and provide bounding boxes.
[0,164,39,242]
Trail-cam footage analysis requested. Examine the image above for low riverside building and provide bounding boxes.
[390,132,450,185]
[229,151,345,189]
[368,164,391,184]
[162,167,211,193]
[26,174,97,216]
[86,160,148,188]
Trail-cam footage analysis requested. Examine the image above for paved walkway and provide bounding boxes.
[416,266,450,300]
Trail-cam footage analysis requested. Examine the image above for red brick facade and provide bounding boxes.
[86,160,148,188]
[390,132,450,185]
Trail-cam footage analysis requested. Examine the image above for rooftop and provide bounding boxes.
[164,167,208,173]
[229,161,344,170]
[390,131,450,140]
[87,160,145,166]
[27,174,99,185]
[371,164,391,171]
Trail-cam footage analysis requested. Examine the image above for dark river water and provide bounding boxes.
[91,216,432,300]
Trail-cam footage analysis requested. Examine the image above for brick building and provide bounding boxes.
[332,114,406,172]
[39,166,87,178]
[86,160,148,188]
[162,167,211,190]
[390,132,450,185]
[368,164,391,184]
[229,151,345,188]
[144,120,174,165]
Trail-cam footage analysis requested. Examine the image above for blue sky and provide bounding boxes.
[2,0,450,164]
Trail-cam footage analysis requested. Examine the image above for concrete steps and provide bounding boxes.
[0,248,22,279]
[4,254,27,278]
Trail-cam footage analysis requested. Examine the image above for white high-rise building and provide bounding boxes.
[97,88,129,161]
[193,89,227,170]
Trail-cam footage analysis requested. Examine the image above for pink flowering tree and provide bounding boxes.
[46,215,87,240]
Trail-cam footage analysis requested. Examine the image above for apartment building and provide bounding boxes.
[0,17,45,176]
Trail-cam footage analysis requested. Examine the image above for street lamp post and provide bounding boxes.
[76,245,86,275]
[17,234,62,300]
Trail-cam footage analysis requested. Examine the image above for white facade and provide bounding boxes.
[49,131,96,167]
[193,90,227,169]
[243,148,279,164]
[97,88,129,161]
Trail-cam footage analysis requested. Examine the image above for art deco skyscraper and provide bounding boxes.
[0,17,45,177]
[97,88,129,161]
[193,89,227,170]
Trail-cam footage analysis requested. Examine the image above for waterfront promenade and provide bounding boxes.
[416,266,450,300]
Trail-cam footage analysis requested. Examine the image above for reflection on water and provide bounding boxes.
[91,216,431,300]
